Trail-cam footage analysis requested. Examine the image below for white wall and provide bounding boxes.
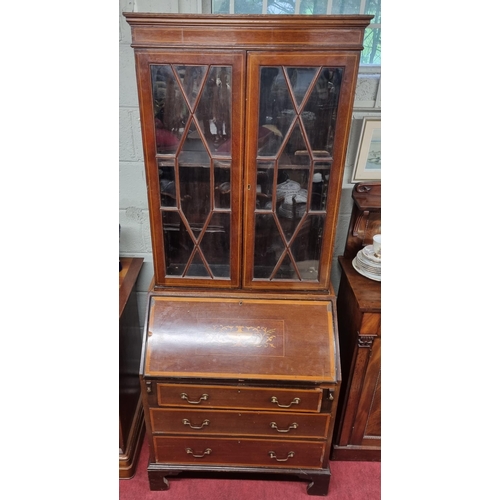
[118,0,381,326]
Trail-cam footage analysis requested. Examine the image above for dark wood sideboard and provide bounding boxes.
[331,182,381,461]
[119,257,145,478]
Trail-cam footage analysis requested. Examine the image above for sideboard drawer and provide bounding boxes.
[359,312,381,335]
[150,408,330,438]
[153,436,327,469]
[156,383,323,412]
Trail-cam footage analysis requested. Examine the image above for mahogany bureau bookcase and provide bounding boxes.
[331,182,381,461]
[123,13,372,495]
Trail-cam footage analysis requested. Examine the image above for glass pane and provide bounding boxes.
[275,254,295,279]
[254,214,284,278]
[162,211,193,276]
[178,119,211,167]
[332,0,362,15]
[195,66,232,154]
[212,0,229,13]
[279,122,310,168]
[151,65,183,154]
[311,163,330,211]
[174,65,208,111]
[154,62,234,282]
[252,64,343,282]
[236,0,263,14]
[267,2,295,14]
[179,165,211,235]
[214,163,231,209]
[299,0,328,14]
[290,214,324,276]
[256,161,274,210]
[361,27,381,65]
[277,170,309,238]
[159,163,176,207]
[303,68,343,154]
[286,67,318,108]
[185,251,211,277]
[365,0,381,22]
[199,212,231,277]
[258,67,293,156]
[366,127,381,170]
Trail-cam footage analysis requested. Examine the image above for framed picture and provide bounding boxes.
[351,117,381,182]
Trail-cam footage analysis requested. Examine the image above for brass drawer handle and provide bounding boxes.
[269,451,295,462]
[271,396,301,408]
[270,422,298,433]
[186,447,212,458]
[182,418,210,430]
[180,393,209,404]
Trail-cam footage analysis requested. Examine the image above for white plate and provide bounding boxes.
[356,263,381,275]
[361,245,381,263]
[356,251,381,273]
[353,257,381,281]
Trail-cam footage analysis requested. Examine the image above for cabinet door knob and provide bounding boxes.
[180,393,209,404]
[270,396,301,408]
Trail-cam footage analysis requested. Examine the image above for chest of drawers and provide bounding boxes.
[141,294,341,495]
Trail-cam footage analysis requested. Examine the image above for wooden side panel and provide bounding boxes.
[350,337,381,447]
[119,258,145,478]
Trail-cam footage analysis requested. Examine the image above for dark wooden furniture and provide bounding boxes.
[124,13,371,494]
[343,182,381,259]
[331,182,381,461]
[119,257,145,478]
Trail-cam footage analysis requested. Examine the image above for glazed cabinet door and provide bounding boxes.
[243,52,360,291]
[134,51,245,288]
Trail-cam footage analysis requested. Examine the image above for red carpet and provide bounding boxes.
[120,436,381,499]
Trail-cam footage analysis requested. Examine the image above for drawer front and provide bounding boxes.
[359,312,381,335]
[150,408,330,438]
[156,383,323,412]
[153,436,326,469]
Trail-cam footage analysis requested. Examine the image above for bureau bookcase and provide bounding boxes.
[124,13,371,495]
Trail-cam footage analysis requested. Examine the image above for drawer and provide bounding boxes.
[150,408,330,438]
[359,312,381,335]
[153,436,326,469]
[156,383,323,412]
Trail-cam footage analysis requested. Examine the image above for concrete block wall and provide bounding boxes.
[119,0,381,326]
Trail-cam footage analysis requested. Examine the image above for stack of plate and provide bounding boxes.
[278,189,308,219]
[352,245,381,282]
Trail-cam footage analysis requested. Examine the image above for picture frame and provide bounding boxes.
[351,117,381,182]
